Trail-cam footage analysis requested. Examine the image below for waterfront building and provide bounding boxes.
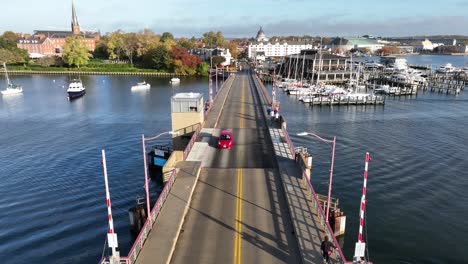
[414,39,435,51]
[389,37,458,46]
[16,1,99,57]
[282,50,353,83]
[329,37,384,52]
[458,45,468,53]
[248,27,315,59]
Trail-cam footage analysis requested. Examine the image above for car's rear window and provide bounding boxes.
[220,134,231,140]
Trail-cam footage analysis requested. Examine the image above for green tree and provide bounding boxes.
[211,55,226,67]
[202,31,217,48]
[161,32,174,43]
[62,36,92,68]
[150,45,170,70]
[36,56,57,67]
[215,31,224,47]
[178,37,197,49]
[197,61,209,76]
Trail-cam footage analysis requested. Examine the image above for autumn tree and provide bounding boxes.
[122,33,138,66]
[0,36,28,64]
[178,37,197,50]
[106,32,125,61]
[135,29,160,58]
[161,32,174,43]
[62,36,92,68]
[170,46,201,75]
[202,31,224,48]
[225,41,240,59]
[2,31,18,43]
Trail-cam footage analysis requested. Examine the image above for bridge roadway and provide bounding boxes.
[171,72,301,263]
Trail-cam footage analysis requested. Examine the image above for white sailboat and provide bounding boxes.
[1,63,23,95]
[131,81,151,90]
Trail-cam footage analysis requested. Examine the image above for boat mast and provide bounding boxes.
[300,52,306,85]
[3,63,11,86]
[294,52,299,80]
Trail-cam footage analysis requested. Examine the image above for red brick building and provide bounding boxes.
[16,1,99,57]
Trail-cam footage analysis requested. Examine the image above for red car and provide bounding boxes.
[218,130,234,149]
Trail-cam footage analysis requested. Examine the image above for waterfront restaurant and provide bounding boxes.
[282,50,353,83]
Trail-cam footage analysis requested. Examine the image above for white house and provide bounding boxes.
[211,48,232,66]
[248,27,315,59]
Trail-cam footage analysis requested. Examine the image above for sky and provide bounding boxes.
[1,0,468,37]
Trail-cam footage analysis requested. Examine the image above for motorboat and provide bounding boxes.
[374,85,390,94]
[131,81,151,90]
[67,79,86,100]
[1,63,23,95]
[436,63,457,74]
[170,78,180,84]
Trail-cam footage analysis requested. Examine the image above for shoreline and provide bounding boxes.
[0,69,187,76]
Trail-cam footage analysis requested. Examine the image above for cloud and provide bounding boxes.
[144,15,468,37]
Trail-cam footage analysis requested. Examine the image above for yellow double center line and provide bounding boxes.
[234,168,243,264]
[234,76,245,264]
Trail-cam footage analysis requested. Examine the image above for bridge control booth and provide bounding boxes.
[171,92,204,150]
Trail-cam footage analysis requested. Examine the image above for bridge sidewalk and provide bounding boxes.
[252,75,340,263]
[269,127,339,264]
[135,161,202,264]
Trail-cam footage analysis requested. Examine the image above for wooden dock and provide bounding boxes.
[306,95,385,106]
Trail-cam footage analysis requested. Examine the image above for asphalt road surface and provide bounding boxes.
[171,72,300,264]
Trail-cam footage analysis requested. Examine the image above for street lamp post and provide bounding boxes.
[298,132,336,224]
[142,131,179,221]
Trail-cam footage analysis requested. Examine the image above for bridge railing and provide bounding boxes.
[253,74,272,105]
[280,124,351,264]
[204,74,235,118]
[281,122,295,157]
[99,168,179,264]
[302,169,350,264]
[183,123,201,161]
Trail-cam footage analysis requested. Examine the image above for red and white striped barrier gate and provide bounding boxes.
[102,149,120,262]
[354,152,371,262]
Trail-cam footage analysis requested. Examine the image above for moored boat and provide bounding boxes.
[131,81,151,90]
[67,79,86,100]
[170,78,180,84]
[1,63,23,96]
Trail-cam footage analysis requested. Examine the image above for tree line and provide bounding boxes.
[0,31,29,64]
[1,29,241,76]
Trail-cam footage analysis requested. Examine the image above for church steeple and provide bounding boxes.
[71,0,80,34]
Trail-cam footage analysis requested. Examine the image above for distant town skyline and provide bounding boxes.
[1,0,468,37]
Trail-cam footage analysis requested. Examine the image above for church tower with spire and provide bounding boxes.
[71,0,81,34]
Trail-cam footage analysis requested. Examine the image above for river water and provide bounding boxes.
[0,55,467,263]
